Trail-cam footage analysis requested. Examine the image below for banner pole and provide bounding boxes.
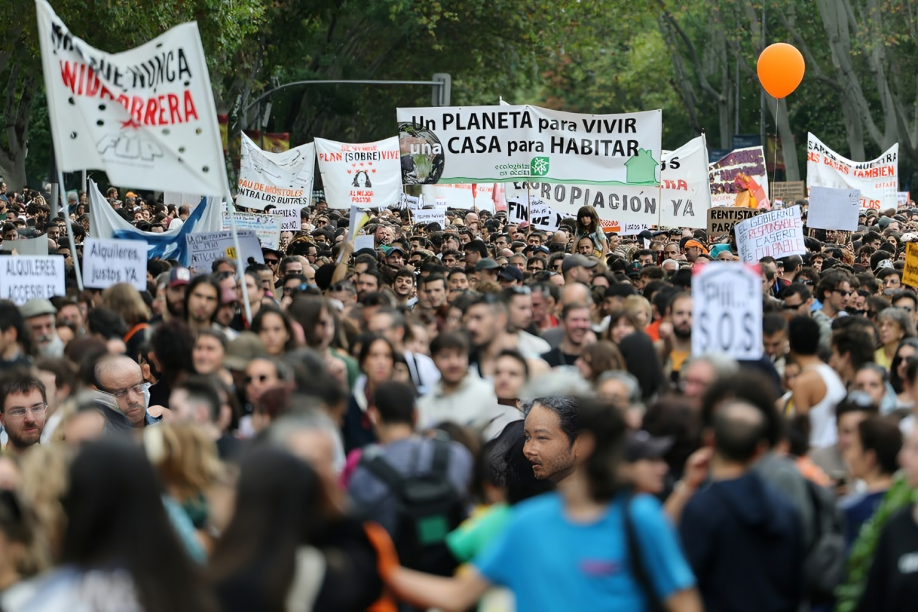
[58,170,84,291]
[225,191,253,324]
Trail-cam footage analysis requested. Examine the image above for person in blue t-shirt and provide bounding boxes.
[387,396,701,612]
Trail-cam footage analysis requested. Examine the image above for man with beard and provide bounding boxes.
[540,303,591,368]
[152,266,191,324]
[19,299,64,358]
[418,274,448,328]
[465,294,549,380]
[95,355,161,428]
[184,275,221,334]
[392,267,417,307]
[0,371,47,455]
[664,292,693,384]
[212,272,239,340]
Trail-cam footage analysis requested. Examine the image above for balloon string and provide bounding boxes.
[773,97,779,191]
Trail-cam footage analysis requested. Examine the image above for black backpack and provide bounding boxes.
[360,437,467,575]
[802,478,846,603]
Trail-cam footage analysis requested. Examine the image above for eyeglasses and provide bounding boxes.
[6,403,47,418]
[284,283,319,295]
[245,374,269,385]
[782,302,802,311]
[100,383,145,400]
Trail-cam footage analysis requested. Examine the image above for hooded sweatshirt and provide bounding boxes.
[679,470,805,612]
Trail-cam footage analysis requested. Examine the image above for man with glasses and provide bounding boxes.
[814,271,853,349]
[94,355,161,429]
[0,371,48,455]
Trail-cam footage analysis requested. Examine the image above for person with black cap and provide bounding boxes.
[560,254,597,284]
[497,265,523,287]
[475,258,500,284]
[623,430,674,496]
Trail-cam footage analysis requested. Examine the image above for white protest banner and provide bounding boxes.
[0,256,65,305]
[186,230,263,271]
[806,133,898,210]
[315,137,402,209]
[397,106,662,185]
[36,0,228,196]
[506,197,529,225]
[708,147,770,208]
[418,183,497,212]
[0,236,49,256]
[806,187,860,231]
[272,204,307,231]
[735,206,805,263]
[82,238,147,290]
[692,262,763,360]
[237,133,315,211]
[221,212,282,250]
[411,208,447,227]
[502,136,710,228]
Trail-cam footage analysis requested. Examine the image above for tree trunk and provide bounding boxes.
[768,97,800,180]
[0,154,27,192]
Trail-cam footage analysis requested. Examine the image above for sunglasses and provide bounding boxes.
[835,290,853,297]
[265,259,279,266]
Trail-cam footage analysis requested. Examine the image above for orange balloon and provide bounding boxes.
[757,43,805,98]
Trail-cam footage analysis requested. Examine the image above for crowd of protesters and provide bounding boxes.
[0,180,917,610]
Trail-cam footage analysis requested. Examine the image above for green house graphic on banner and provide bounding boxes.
[625,149,659,184]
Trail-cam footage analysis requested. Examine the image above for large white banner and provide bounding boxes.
[36,0,227,196]
[315,137,402,209]
[708,147,770,208]
[397,106,662,186]
[237,133,315,211]
[502,136,710,228]
[806,133,898,210]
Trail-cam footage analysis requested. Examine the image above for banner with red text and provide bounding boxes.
[806,133,898,210]
[36,0,228,196]
[315,137,402,209]
[237,133,315,211]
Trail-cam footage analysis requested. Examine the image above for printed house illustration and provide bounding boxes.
[625,149,659,184]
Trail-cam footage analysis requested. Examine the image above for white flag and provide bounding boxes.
[315,137,402,209]
[237,133,315,211]
[36,0,228,196]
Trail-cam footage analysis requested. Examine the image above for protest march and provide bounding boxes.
[5,2,918,612]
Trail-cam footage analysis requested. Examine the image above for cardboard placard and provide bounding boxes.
[904,242,918,289]
[222,212,283,250]
[770,181,806,203]
[707,206,762,236]
[185,230,263,271]
[735,206,805,262]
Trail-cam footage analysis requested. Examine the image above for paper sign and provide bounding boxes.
[354,235,375,252]
[806,187,860,231]
[709,147,771,208]
[185,230,263,271]
[735,206,805,262]
[222,212,283,250]
[506,197,529,225]
[530,202,561,231]
[692,262,763,360]
[411,208,447,226]
[599,219,651,235]
[770,181,806,203]
[707,207,762,236]
[1,236,50,256]
[82,238,147,291]
[904,243,918,290]
[0,256,66,305]
[898,192,911,207]
[272,204,308,231]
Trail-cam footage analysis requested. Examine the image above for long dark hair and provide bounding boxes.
[151,318,195,388]
[890,337,918,393]
[62,438,215,612]
[577,396,627,503]
[575,205,600,235]
[617,332,667,401]
[208,447,332,612]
